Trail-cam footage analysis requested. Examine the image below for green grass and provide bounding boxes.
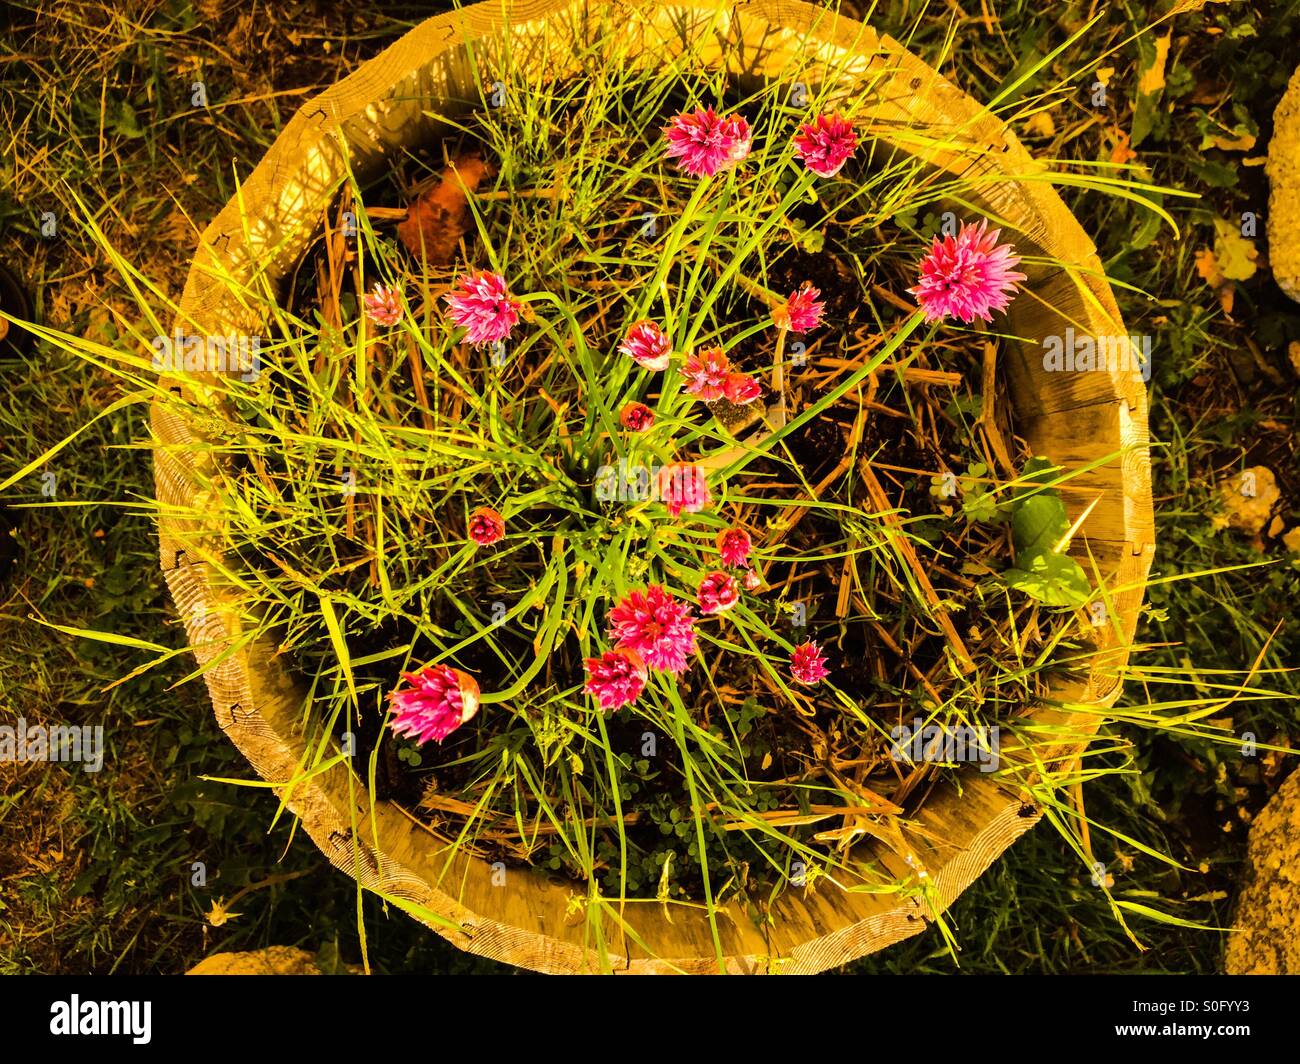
[0,0,1297,975]
[22,1,1188,967]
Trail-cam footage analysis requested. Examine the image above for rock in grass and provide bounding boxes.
[1226,767,1300,974]
[1212,465,1280,538]
[1267,64,1300,303]
[186,945,359,975]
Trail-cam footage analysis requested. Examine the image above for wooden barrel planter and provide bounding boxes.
[154,0,1155,973]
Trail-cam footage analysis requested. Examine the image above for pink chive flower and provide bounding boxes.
[723,372,762,405]
[607,585,697,674]
[443,271,521,345]
[683,346,731,401]
[363,283,403,327]
[389,665,481,744]
[772,283,825,334]
[792,113,859,178]
[619,320,672,372]
[664,107,752,178]
[790,640,830,686]
[583,647,649,712]
[656,462,712,517]
[741,568,763,591]
[697,571,740,615]
[468,506,505,546]
[620,401,656,432]
[717,527,753,568]
[907,219,1027,324]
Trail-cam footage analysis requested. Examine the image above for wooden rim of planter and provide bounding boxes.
[153,0,1155,974]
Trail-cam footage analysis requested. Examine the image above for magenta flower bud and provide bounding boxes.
[723,372,762,404]
[656,463,711,518]
[583,647,649,712]
[717,527,753,567]
[607,585,697,674]
[697,571,739,615]
[664,107,752,178]
[790,640,830,686]
[363,283,403,327]
[772,283,824,334]
[620,401,656,432]
[619,320,672,371]
[792,113,859,178]
[444,271,521,345]
[683,346,731,401]
[468,506,505,546]
[906,219,1027,324]
[389,665,481,744]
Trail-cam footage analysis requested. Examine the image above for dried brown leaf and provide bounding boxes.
[396,154,494,264]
